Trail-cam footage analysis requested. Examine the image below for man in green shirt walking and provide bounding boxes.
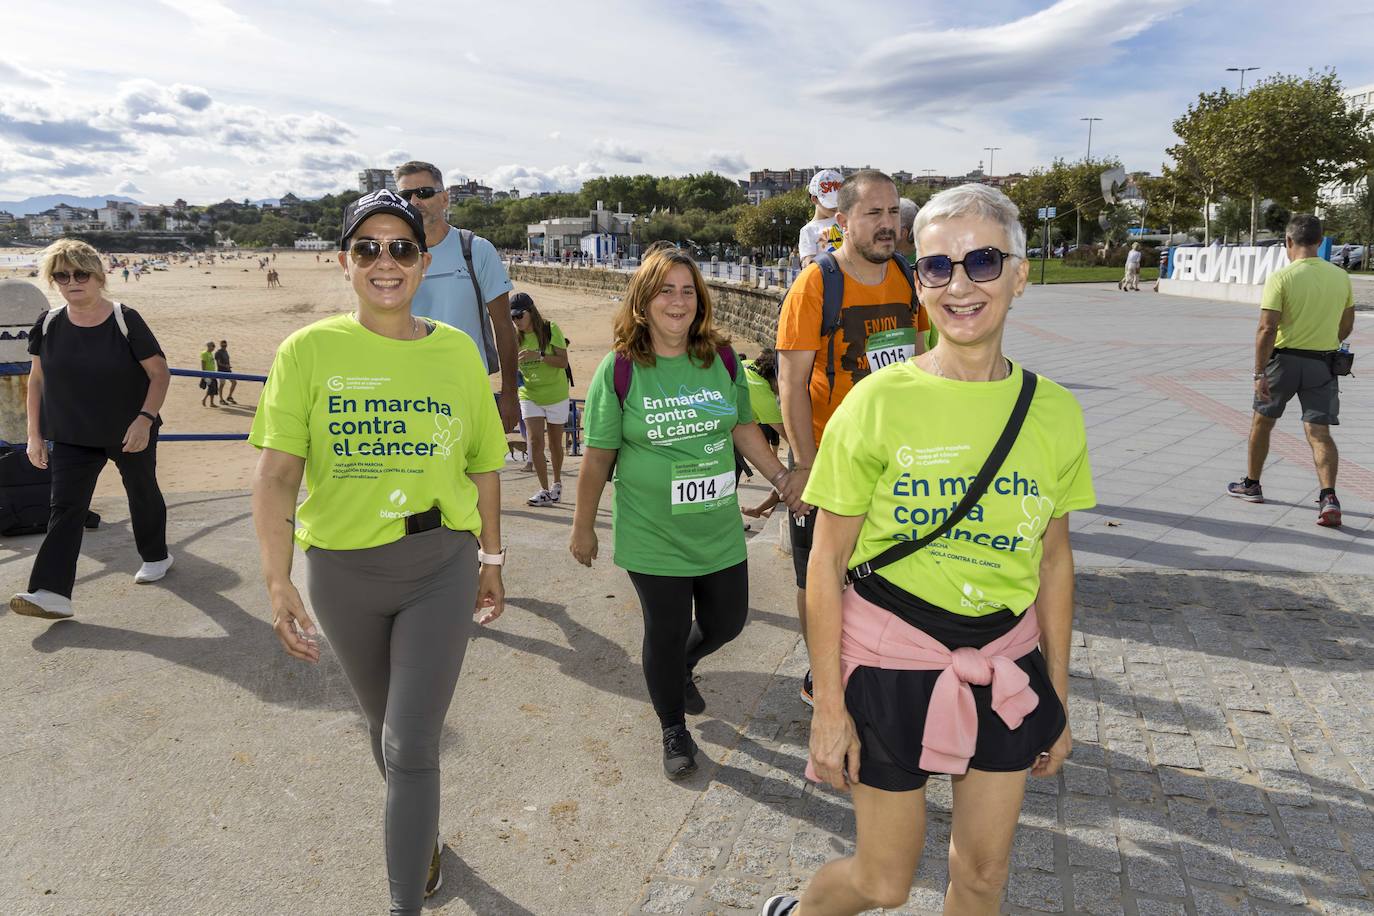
[1228,214,1356,527]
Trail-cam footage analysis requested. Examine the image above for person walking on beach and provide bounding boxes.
[1227,214,1356,527]
[510,291,570,507]
[798,169,845,268]
[570,248,804,780]
[214,339,236,405]
[763,184,1094,916]
[10,239,173,621]
[777,169,929,706]
[394,160,521,433]
[250,189,508,914]
[200,340,219,407]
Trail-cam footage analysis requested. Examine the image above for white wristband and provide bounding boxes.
[478,547,506,566]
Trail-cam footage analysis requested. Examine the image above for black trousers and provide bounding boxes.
[628,560,749,729]
[28,435,168,598]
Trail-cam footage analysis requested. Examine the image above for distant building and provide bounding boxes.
[98,200,143,230]
[294,232,332,250]
[526,203,636,258]
[448,180,493,203]
[492,188,521,201]
[30,203,102,237]
[1322,82,1374,206]
[359,169,397,193]
[0,211,17,226]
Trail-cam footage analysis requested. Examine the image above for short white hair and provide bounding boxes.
[898,197,919,233]
[912,183,1026,260]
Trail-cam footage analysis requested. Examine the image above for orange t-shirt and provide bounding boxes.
[776,260,928,447]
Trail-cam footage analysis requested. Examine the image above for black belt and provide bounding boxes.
[1273,348,1334,360]
[404,507,443,536]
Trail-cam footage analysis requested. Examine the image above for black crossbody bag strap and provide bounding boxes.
[848,369,1038,582]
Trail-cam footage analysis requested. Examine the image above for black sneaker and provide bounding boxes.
[424,837,443,898]
[762,894,799,915]
[662,725,698,780]
[684,674,706,716]
[800,670,814,707]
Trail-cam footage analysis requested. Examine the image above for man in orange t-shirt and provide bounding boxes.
[775,168,928,705]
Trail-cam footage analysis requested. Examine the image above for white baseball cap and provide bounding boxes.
[808,169,844,209]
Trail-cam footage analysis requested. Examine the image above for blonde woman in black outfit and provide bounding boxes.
[11,239,173,621]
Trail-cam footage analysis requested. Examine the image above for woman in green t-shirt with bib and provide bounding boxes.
[510,291,570,507]
[765,185,1095,916]
[249,189,508,915]
[571,249,804,780]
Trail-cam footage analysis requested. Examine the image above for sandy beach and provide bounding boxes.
[3,250,629,499]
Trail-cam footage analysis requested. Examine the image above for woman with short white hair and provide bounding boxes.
[764,183,1096,916]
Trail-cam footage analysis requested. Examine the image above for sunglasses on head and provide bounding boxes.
[510,308,528,317]
[52,270,92,285]
[398,187,442,202]
[915,247,1012,288]
[348,238,422,268]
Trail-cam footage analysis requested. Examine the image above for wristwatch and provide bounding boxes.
[1252,372,1265,380]
[478,547,506,566]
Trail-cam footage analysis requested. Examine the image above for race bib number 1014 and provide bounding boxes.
[670,455,735,515]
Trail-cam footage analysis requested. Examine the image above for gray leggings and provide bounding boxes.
[305,527,478,916]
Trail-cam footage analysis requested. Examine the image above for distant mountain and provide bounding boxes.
[0,194,142,216]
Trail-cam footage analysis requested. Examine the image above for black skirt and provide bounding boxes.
[845,576,1066,792]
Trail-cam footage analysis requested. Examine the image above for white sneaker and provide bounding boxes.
[527,489,555,507]
[134,555,174,584]
[550,481,563,502]
[10,590,73,620]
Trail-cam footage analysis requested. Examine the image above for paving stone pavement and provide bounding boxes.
[631,570,1374,915]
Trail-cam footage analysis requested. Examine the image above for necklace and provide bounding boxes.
[929,351,1011,381]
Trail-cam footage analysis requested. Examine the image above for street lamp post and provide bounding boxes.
[1225,67,1259,91]
[983,147,1001,178]
[1077,117,1103,249]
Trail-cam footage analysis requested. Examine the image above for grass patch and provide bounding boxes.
[1026,262,1160,285]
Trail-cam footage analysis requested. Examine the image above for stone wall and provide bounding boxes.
[508,264,784,348]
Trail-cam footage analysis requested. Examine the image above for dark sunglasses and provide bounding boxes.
[510,309,528,318]
[915,247,1012,288]
[52,270,92,285]
[348,239,422,268]
[398,187,442,202]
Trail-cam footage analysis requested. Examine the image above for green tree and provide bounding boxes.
[1137,169,1203,241]
[734,190,811,251]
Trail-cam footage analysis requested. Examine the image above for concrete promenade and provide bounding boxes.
[2,283,1371,915]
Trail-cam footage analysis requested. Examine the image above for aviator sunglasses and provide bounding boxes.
[398,186,442,202]
[348,239,422,268]
[915,246,1012,288]
[52,270,92,285]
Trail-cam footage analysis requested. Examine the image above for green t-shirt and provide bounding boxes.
[803,361,1095,617]
[517,321,570,406]
[583,349,753,576]
[200,351,216,372]
[1261,257,1354,351]
[743,363,782,426]
[248,313,508,551]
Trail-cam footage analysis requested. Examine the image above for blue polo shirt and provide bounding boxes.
[411,225,514,372]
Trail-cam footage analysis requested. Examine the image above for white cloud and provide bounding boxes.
[548,130,562,141]
[589,138,646,163]
[704,150,748,175]
[464,51,482,65]
[115,180,143,195]
[0,60,56,90]
[154,0,259,37]
[483,161,609,193]
[815,0,1194,114]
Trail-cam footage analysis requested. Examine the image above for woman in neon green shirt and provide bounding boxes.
[767,185,1095,916]
[510,291,570,507]
[249,189,508,914]
[570,249,805,781]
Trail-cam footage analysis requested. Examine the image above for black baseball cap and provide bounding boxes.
[340,189,428,251]
[510,291,534,315]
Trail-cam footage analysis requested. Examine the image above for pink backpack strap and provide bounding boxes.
[717,345,737,381]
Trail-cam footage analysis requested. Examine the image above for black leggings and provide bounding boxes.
[628,560,749,729]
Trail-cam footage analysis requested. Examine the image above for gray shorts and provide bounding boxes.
[1254,351,1340,425]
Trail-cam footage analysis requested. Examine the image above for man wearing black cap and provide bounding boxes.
[395,160,520,432]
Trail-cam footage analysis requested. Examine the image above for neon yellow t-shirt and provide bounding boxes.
[200,351,216,372]
[803,361,1095,616]
[1260,257,1354,351]
[517,321,570,406]
[249,313,508,551]
[743,363,782,426]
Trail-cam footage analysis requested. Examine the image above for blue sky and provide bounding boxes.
[0,0,1369,204]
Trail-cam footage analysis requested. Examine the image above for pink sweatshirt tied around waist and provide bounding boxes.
[805,587,1042,780]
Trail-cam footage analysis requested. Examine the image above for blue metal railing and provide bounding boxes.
[161,368,267,442]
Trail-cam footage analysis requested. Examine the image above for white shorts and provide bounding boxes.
[520,398,570,425]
